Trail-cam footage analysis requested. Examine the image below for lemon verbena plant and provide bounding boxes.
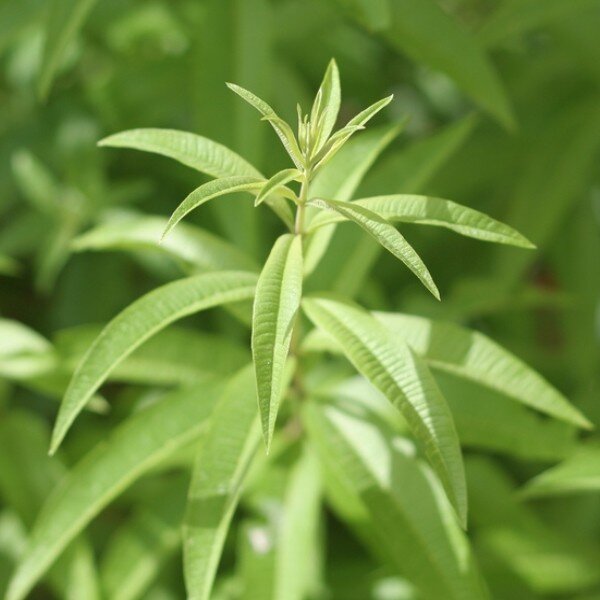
[7,60,592,600]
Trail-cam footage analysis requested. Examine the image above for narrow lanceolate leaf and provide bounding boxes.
[252,235,303,449]
[308,195,535,249]
[98,129,294,230]
[162,177,264,240]
[51,271,257,454]
[98,129,260,179]
[521,446,600,499]
[255,169,301,207]
[184,366,261,600]
[302,296,466,526]
[38,0,98,98]
[226,83,304,169]
[304,400,487,599]
[374,312,592,429]
[310,59,341,152]
[6,382,224,600]
[309,198,439,299]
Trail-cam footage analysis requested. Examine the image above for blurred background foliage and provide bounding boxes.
[1,0,600,598]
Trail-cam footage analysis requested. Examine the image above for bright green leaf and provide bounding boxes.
[98,128,294,230]
[162,176,265,240]
[50,271,257,453]
[255,168,300,207]
[308,198,439,299]
[373,312,592,429]
[310,58,341,152]
[252,234,303,449]
[302,296,466,526]
[226,83,305,169]
[308,194,535,248]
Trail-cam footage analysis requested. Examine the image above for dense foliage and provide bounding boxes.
[1,1,600,599]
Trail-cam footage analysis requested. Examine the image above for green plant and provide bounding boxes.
[4,59,592,600]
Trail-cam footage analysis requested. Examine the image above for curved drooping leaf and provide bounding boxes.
[374,312,592,429]
[252,234,303,449]
[304,400,487,599]
[302,296,466,526]
[304,122,404,276]
[310,58,341,152]
[72,214,259,273]
[226,83,304,169]
[6,382,224,600]
[255,168,300,206]
[38,0,98,98]
[308,198,439,299]
[55,325,249,386]
[162,177,265,240]
[184,366,261,600]
[308,195,534,248]
[98,129,294,229]
[50,271,257,454]
[521,446,600,499]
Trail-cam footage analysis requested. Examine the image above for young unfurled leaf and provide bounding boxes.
[521,446,600,499]
[98,129,294,229]
[308,198,439,299]
[161,176,264,240]
[310,59,341,152]
[308,194,535,249]
[6,382,225,600]
[304,400,487,599]
[253,234,303,450]
[255,168,301,207]
[373,312,592,429]
[313,95,393,169]
[302,296,466,526]
[226,83,305,169]
[50,271,257,454]
[184,366,261,600]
